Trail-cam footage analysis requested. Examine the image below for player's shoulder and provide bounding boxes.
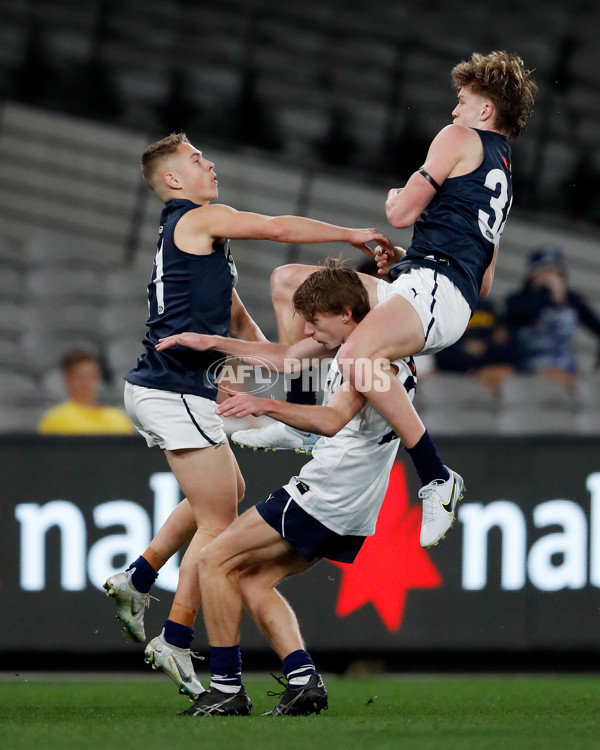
[433,124,481,151]
[179,202,235,226]
[426,126,483,172]
[176,203,238,244]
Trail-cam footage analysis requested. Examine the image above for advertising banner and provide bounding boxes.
[2,436,599,654]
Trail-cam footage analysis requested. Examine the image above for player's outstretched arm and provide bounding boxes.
[216,382,365,437]
[185,204,394,257]
[156,331,289,369]
[156,329,330,372]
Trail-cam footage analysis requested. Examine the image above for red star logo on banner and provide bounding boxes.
[330,462,442,631]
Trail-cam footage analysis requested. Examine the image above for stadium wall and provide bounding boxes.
[2,436,599,658]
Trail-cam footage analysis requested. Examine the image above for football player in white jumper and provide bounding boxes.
[155,259,430,716]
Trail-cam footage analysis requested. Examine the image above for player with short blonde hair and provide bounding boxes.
[105,134,393,698]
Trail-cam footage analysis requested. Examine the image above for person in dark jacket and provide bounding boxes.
[505,244,600,386]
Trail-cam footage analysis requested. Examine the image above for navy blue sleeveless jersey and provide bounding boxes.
[126,198,238,400]
[388,129,512,311]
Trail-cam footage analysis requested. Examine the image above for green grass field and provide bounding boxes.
[1,674,599,750]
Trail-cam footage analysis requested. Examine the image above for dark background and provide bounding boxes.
[2,435,599,673]
[1,0,599,675]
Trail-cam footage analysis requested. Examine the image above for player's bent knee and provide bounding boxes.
[197,544,221,577]
[271,264,309,302]
[239,573,274,612]
[197,534,237,577]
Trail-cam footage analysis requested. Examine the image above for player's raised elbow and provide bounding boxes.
[319,414,347,437]
[319,423,338,438]
[386,206,418,229]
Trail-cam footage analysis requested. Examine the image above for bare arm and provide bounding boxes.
[480,243,499,298]
[385,125,481,228]
[178,204,394,257]
[156,329,331,372]
[216,382,365,437]
[228,289,268,342]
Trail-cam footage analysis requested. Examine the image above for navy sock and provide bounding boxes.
[162,619,194,650]
[127,555,158,594]
[282,649,316,686]
[286,370,317,406]
[209,645,242,694]
[405,430,449,486]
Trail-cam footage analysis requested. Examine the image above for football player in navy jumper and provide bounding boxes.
[104,133,393,697]
[238,51,537,548]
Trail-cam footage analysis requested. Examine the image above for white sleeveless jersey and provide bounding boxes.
[282,354,416,536]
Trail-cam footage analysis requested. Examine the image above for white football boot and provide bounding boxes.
[103,569,154,643]
[419,467,465,548]
[231,421,319,454]
[145,634,205,700]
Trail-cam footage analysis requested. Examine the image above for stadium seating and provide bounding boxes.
[416,373,498,436]
[1,0,600,433]
[496,375,577,436]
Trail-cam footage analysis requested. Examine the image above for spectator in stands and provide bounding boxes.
[504,245,600,387]
[37,349,135,435]
[435,298,517,394]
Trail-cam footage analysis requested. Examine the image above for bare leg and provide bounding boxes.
[142,499,196,572]
[339,292,465,548]
[267,263,380,426]
[141,456,245,577]
[164,442,239,626]
[340,293,427,447]
[270,263,381,344]
[197,507,310,648]
[271,264,320,344]
[240,563,310,659]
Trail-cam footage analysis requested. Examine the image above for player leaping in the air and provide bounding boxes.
[231,50,537,549]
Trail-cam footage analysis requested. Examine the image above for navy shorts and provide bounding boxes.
[255,487,366,564]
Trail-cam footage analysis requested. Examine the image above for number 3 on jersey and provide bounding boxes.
[478,168,512,245]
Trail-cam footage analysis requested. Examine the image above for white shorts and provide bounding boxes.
[124,381,227,450]
[377,267,471,356]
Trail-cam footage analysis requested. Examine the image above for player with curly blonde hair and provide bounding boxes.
[239,51,537,549]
